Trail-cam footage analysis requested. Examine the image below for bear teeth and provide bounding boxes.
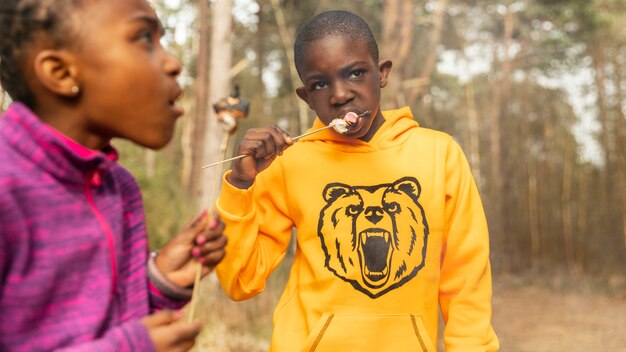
[360,231,390,244]
[365,265,389,277]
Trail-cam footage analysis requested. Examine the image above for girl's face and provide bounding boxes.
[295,35,392,142]
[70,0,183,150]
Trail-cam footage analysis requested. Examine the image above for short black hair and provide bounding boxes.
[0,0,82,108]
[294,10,379,78]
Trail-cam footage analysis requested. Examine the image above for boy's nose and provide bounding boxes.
[329,82,354,106]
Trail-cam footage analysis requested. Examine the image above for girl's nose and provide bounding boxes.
[164,51,182,77]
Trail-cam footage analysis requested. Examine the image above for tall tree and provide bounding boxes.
[199,0,234,211]
[184,0,211,196]
[380,0,415,108]
[269,0,310,134]
[406,0,448,111]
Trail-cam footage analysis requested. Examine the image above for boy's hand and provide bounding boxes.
[228,126,293,189]
[141,310,202,352]
[155,211,227,287]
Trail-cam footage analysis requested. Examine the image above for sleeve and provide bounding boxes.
[54,319,154,352]
[215,162,294,301]
[147,254,192,311]
[438,139,499,351]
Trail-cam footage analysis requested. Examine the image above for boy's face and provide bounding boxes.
[66,0,183,149]
[296,35,391,142]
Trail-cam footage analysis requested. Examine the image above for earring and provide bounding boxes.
[71,85,80,95]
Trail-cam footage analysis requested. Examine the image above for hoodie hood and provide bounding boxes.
[298,107,419,151]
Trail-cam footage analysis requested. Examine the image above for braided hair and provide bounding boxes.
[294,10,379,78]
[0,0,82,108]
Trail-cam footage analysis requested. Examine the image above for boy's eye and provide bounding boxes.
[348,69,366,79]
[311,81,328,90]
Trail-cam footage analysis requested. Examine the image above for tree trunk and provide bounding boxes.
[198,0,234,211]
[184,0,211,196]
[145,150,156,178]
[405,0,448,110]
[542,123,555,267]
[270,0,309,133]
[561,141,579,278]
[499,4,515,272]
[381,0,415,108]
[612,53,626,249]
[591,43,613,238]
[528,146,540,273]
[256,2,266,111]
[465,80,481,187]
[522,80,539,273]
[577,167,589,269]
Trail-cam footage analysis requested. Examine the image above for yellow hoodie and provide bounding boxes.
[216,107,499,352]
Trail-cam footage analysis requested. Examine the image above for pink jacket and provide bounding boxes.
[0,103,188,351]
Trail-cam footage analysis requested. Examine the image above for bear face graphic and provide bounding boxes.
[318,177,429,298]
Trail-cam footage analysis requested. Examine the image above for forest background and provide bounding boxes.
[1,0,625,351]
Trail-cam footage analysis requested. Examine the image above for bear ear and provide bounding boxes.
[323,183,352,202]
[393,177,422,200]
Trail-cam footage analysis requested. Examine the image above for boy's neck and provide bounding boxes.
[358,111,385,142]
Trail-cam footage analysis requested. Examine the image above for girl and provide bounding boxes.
[0,0,227,351]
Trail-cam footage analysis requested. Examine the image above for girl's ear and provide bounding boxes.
[378,59,393,88]
[33,50,80,98]
[296,86,313,109]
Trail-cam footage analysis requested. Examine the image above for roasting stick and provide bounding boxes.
[187,253,204,323]
[200,124,334,169]
[187,184,221,323]
[201,111,369,169]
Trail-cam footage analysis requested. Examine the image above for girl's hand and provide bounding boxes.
[154,211,227,287]
[228,126,293,189]
[141,310,202,352]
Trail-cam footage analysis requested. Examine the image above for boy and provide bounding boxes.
[215,10,499,351]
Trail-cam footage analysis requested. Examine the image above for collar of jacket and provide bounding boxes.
[1,102,119,186]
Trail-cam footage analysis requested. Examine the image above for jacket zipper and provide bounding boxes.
[85,171,118,295]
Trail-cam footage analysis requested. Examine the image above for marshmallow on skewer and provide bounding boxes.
[330,111,365,134]
[202,110,369,169]
[330,118,349,134]
[343,111,359,125]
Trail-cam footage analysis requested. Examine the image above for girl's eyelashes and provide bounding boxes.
[135,28,156,48]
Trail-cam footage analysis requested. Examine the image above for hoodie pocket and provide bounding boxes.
[302,313,436,352]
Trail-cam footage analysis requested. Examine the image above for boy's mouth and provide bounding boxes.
[342,110,370,133]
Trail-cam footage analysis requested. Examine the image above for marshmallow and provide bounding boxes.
[344,111,359,125]
[330,118,349,134]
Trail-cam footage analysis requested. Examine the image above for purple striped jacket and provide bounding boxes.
[0,103,186,351]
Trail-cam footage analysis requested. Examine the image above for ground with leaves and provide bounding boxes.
[490,276,626,352]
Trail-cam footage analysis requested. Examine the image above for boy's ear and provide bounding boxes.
[33,50,80,98]
[378,60,393,88]
[295,86,313,109]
